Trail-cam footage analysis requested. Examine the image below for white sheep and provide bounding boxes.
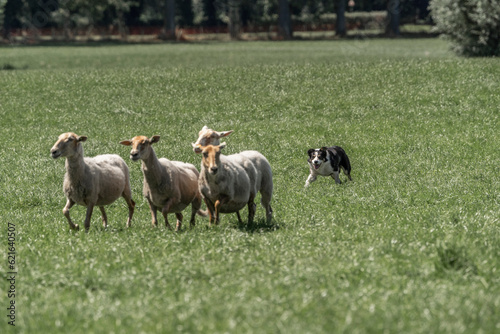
[50,132,135,231]
[192,125,234,153]
[194,142,273,226]
[120,135,206,230]
[192,125,243,222]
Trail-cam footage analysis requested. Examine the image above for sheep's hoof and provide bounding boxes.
[74,224,80,231]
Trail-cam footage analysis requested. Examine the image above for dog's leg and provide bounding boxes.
[331,171,342,184]
[305,174,317,188]
[341,166,352,181]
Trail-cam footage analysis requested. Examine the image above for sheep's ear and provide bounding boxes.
[77,136,88,142]
[192,143,202,153]
[198,126,208,136]
[120,140,132,146]
[217,130,234,138]
[219,142,227,150]
[150,135,160,144]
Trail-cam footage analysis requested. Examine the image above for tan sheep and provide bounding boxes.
[50,132,135,231]
[194,142,273,226]
[120,135,206,230]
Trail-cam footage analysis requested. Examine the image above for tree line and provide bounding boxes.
[1,0,431,40]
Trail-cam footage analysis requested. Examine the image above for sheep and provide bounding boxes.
[192,125,234,154]
[50,132,135,231]
[120,135,206,231]
[191,125,243,221]
[193,142,273,226]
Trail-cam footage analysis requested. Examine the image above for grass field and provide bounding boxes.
[1,39,499,333]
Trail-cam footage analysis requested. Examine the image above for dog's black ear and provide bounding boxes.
[307,148,315,157]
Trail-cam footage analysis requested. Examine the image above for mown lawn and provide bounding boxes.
[0,39,499,333]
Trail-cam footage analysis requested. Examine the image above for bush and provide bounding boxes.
[429,0,500,57]
[319,11,387,30]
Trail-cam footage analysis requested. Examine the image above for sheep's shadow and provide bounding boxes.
[234,218,281,233]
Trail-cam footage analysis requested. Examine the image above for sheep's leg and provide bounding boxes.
[214,199,221,225]
[204,198,216,226]
[189,196,202,227]
[214,195,230,225]
[147,198,158,227]
[123,195,135,228]
[161,199,175,230]
[236,211,243,224]
[83,204,95,232]
[247,195,256,225]
[99,206,108,228]
[265,205,273,223]
[214,197,228,225]
[260,191,273,223]
[175,213,183,231]
[62,199,78,230]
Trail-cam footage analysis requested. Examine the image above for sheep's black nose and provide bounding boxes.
[50,149,60,158]
[210,167,218,174]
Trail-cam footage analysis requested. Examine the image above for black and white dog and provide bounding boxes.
[305,146,352,187]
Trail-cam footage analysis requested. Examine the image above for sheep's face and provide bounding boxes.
[201,143,226,175]
[120,135,159,161]
[192,126,233,154]
[50,132,87,159]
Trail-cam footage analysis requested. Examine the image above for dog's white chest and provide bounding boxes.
[308,160,333,176]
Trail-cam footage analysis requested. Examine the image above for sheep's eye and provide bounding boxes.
[203,153,208,158]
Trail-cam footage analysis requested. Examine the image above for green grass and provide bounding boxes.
[1,39,499,333]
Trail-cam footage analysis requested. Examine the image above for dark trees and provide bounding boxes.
[278,0,292,40]
[335,0,346,37]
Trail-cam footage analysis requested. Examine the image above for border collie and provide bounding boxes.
[305,146,352,187]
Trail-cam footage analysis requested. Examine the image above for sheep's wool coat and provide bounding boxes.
[64,154,129,206]
[199,150,272,213]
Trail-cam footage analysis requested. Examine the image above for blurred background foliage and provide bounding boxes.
[2,1,498,56]
[1,0,431,38]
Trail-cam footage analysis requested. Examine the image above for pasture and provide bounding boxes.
[0,39,499,333]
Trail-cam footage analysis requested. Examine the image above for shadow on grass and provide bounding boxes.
[234,218,282,233]
[1,63,28,70]
[434,241,478,276]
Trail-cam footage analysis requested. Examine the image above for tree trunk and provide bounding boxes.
[335,0,346,37]
[117,9,128,40]
[278,0,293,40]
[162,0,176,39]
[228,0,240,40]
[386,0,400,36]
[203,0,217,27]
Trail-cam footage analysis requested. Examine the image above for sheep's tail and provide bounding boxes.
[196,209,209,217]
